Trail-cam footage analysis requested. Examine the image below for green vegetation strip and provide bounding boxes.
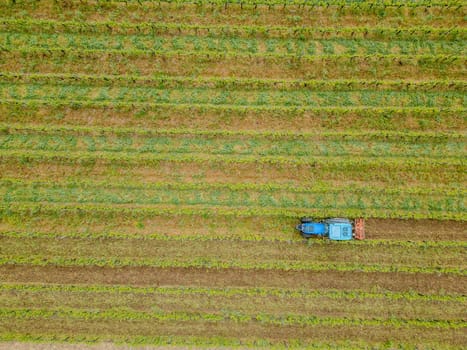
[2,72,465,92]
[1,18,465,40]
[1,231,465,248]
[1,201,464,221]
[1,283,463,302]
[0,179,463,217]
[0,148,463,168]
[2,122,463,142]
[3,47,462,65]
[3,99,463,120]
[0,255,463,275]
[3,32,463,57]
[0,307,463,329]
[1,178,463,197]
[3,83,462,109]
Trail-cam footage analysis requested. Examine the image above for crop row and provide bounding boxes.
[2,18,465,41]
[0,253,464,275]
[6,1,464,30]
[3,278,464,318]
[2,230,466,249]
[1,178,464,198]
[2,72,465,92]
[1,283,463,303]
[1,131,464,160]
[1,83,464,108]
[1,148,464,173]
[3,123,463,143]
[3,46,462,67]
[0,331,410,350]
[3,99,463,122]
[0,254,467,276]
[1,306,465,329]
[2,101,462,132]
[1,233,465,271]
[2,201,464,221]
[3,32,464,57]
[1,284,463,324]
[3,49,461,80]
[1,181,463,214]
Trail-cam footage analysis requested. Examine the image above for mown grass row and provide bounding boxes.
[1,83,464,108]
[1,102,462,132]
[3,72,465,92]
[1,148,464,192]
[1,307,463,329]
[1,145,463,168]
[2,283,463,322]
[1,234,464,274]
[0,333,458,350]
[2,200,464,220]
[5,1,464,30]
[2,178,463,196]
[2,50,461,80]
[1,185,462,218]
[2,0,464,32]
[2,230,466,248]
[2,43,463,64]
[3,122,463,142]
[1,283,463,302]
[2,18,465,40]
[3,255,462,274]
[3,32,464,57]
[3,99,463,125]
[1,129,464,159]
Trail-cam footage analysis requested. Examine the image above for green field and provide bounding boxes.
[0,0,466,349]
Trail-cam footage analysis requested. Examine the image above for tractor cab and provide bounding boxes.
[295,221,326,238]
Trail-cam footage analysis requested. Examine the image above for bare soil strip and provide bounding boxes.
[1,266,464,294]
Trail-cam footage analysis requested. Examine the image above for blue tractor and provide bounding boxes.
[296,217,365,241]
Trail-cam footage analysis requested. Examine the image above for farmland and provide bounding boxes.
[0,0,466,349]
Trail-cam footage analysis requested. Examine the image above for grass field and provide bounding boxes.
[0,0,466,349]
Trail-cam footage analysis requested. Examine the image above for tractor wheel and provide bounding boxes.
[300,217,313,223]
